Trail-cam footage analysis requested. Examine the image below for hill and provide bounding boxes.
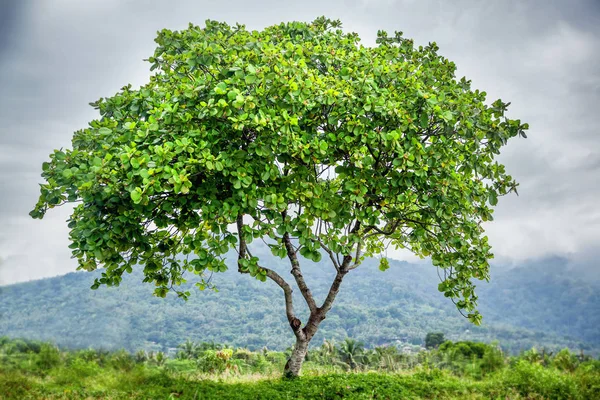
[0,252,598,355]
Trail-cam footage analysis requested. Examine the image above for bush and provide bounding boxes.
[481,344,505,374]
[164,358,197,373]
[439,341,488,359]
[109,349,135,371]
[501,359,579,399]
[0,337,598,399]
[36,343,61,370]
[197,350,229,373]
[553,348,578,372]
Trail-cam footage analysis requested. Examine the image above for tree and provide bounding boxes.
[30,17,527,377]
[425,332,446,349]
[338,338,365,370]
[177,339,198,359]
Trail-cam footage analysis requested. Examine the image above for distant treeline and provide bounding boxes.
[1,255,598,355]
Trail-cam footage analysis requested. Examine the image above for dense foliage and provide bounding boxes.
[1,255,598,355]
[1,337,599,399]
[425,332,446,349]
[31,17,526,322]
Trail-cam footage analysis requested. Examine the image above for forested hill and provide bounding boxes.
[1,253,598,355]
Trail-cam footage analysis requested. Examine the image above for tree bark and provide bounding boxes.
[283,337,309,378]
[236,214,362,378]
[281,275,343,378]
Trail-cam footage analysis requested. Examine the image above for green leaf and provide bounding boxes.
[130,158,141,169]
[227,90,238,100]
[489,190,498,206]
[130,188,142,204]
[378,258,390,271]
[214,82,228,94]
[419,113,428,129]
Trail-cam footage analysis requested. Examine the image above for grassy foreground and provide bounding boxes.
[1,337,599,399]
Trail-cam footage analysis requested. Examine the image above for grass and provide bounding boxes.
[1,338,599,399]
[2,364,599,399]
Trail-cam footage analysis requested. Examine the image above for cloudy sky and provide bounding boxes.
[0,0,598,285]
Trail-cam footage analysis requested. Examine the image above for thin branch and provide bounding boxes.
[315,238,340,272]
[341,220,361,271]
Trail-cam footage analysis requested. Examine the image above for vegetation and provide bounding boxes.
[1,336,598,399]
[1,255,598,356]
[30,17,527,376]
[425,332,445,349]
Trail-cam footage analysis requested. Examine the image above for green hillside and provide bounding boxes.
[1,254,598,355]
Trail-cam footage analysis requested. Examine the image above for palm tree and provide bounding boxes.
[322,339,336,357]
[134,350,148,363]
[337,338,365,370]
[178,339,198,359]
[309,339,337,365]
[373,346,400,371]
[155,351,166,366]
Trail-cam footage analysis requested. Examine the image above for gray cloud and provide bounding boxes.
[1,0,599,284]
[0,0,24,56]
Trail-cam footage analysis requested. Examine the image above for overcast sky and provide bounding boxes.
[0,0,599,285]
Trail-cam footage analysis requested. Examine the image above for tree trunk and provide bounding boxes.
[283,338,309,378]
[281,271,346,378]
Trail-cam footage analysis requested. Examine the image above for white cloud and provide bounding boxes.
[0,208,75,285]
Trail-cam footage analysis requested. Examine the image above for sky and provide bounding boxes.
[0,0,599,285]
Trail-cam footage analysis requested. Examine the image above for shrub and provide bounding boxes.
[197,350,228,373]
[502,359,579,399]
[110,349,135,371]
[36,343,61,370]
[481,344,505,374]
[553,348,578,372]
[233,348,255,361]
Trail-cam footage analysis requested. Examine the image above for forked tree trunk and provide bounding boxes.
[236,215,356,379]
[283,338,310,378]
[281,271,347,378]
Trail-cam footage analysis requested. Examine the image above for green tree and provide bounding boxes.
[30,17,527,377]
[425,332,446,349]
[338,338,365,370]
[178,339,199,359]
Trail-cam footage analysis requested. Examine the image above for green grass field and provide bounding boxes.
[1,337,599,399]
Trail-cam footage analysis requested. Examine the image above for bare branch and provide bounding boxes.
[283,230,317,313]
[347,240,363,271]
[341,220,361,271]
[315,238,340,272]
[263,268,304,338]
[320,271,346,316]
[236,214,304,339]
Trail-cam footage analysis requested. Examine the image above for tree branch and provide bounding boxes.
[237,214,304,339]
[341,220,361,271]
[263,268,303,336]
[320,271,346,316]
[315,238,340,272]
[283,230,317,313]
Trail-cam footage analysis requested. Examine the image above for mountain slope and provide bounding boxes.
[0,255,598,354]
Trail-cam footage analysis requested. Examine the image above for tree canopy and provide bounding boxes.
[31,17,526,374]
